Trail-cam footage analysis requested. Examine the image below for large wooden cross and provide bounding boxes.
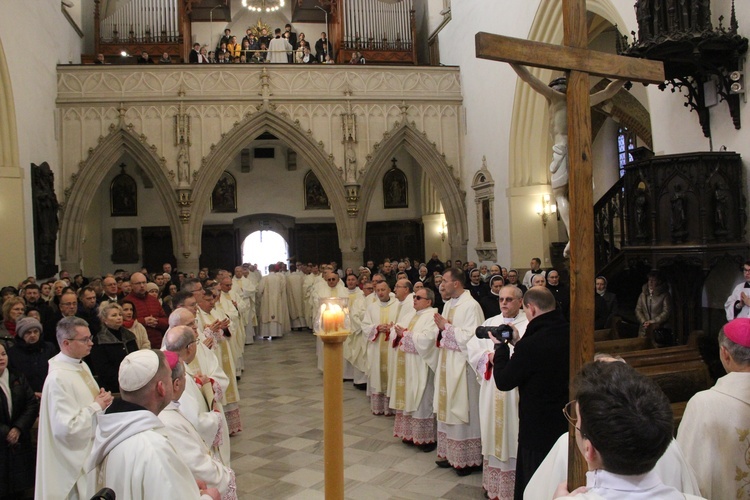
[475,0,665,489]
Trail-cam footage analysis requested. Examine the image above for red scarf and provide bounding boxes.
[4,320,16,337]
[122,318,135,329]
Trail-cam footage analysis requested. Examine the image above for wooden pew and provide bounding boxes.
[595,336,653,355]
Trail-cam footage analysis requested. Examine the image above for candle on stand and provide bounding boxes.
[321,304,345,333]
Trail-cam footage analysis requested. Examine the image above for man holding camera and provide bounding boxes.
[468,285,528,499]
[491,286,569,499]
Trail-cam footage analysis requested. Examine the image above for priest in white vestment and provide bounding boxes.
[234,266,257,344]
[259,264,290,338]
[196,293,241,435]
[361,280,399,415]
[85,350,220,500]
[286,264,307,329]
[159,351,237,499]
[467,285,527,500]
[217,276,245,374]
[677,318,750,500]
[342,274,368,387]
[303,265,323,328]
[386,278,415,402]
[433,268,484,475]
[392,286,439,450]
[553,361,704,500]
[35,317,114,500]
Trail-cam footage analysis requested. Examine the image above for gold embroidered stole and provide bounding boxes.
[78,365,100,399]
[437,305,457,422]
[494,391,505,455]
[378,304,391,391]
[393,314,419,410]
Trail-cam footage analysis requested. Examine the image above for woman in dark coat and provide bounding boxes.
[7,317,56,396]
[0,342,39,498]
[87,302,138,392]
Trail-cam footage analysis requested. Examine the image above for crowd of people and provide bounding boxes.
[0,254,747,498]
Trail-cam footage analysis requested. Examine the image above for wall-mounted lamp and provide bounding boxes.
[439,219,447,241]
[535,194,557,226]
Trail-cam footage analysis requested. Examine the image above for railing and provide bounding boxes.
[594,176,627,272]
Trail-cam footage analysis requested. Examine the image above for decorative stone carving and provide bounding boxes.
[472,156,497,261]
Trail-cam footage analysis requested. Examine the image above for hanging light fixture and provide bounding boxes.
[242,0,285,13]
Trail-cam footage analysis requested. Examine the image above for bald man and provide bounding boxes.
[124,272,168,346]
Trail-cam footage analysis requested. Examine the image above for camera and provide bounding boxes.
[475,324,513,340]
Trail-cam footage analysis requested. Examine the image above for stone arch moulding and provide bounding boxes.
[59,127,181,272]
[191,107,349,262]
[358,122,468,260]
[509,0,640,188]
[234,213,295,251]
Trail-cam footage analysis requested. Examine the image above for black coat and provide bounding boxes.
[7,337,56,393]
[86,326,139,392]
[0,369,39,496]
[493,309,569,453]
[479,294,501,320]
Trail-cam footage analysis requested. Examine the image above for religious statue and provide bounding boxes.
[634,184,649,240]
[510,64,625,257]
[31,162,59,278]
[344,140,358,184]
[713,181,729,237]
[670,184,688,241]
[177,143,190,187]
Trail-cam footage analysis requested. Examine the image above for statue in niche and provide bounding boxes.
[344,140,358,184]
[110,163,137,216]
[383,158,408,209]
[177,144,190,187]
[670,184,688,241]
[713,181,730,237]
[31,162,59,278]
[634,183,649,240]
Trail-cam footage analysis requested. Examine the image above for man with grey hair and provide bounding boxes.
[164,325,228,465]
[678,318,750,499]
[35,317,114,499]
[86,349,220,499]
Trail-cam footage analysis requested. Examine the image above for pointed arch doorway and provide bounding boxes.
[242,230,289,275]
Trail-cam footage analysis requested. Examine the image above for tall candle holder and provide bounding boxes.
[314,297,350,499]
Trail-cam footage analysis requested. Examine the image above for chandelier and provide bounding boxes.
[242,0,285,13]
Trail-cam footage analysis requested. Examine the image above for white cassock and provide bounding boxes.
[526,433,703,499]
[259,272,290,337]
[286,270,307,329]
[215,295,244,374]
[391,306,439,445]
[196,308,241,434]
[361,296,399,415]
[343,288,367,384]
[386,295,415,401]
[187,343,231,466]
[159,400,237,498]
[677,371,750,500]
[35,352,102,500]
[313,282,348,371]
[723,281,750,321]
[467,311,527,500]
[85,408,213,499]
[268,36,293,63]
[233,275,257,344]
[434,290,485,468]
[303,273,322,327]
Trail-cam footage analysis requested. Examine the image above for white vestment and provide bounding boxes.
[361,296,399,414]
[343,288,367,373]
[554,469,705,500]
[259,272,290,337]
[677,371,750,500]
[35,352,102,500]
[723,281,750,320]
[233,275,257,344]
[434,290,484,468]
[268,37,292,63]
[217,290,245,372]
[303,273,323,327]
[159,401,237,498]
[386,296,415,400]
[85,407,212,499]
[526,433,702,499]
[286,270,307,328]
[467,311,527,500]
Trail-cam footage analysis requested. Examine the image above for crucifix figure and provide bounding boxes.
[476,0,664,490]
[510,64,624,257]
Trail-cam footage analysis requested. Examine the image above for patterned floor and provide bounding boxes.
[230,330,486,499]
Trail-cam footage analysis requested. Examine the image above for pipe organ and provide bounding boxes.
[338,0,417,64]
[99,0,180,43]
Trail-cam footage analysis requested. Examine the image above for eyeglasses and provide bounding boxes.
[563,400,588,439]
[499,297,516,302]
[69,336,93,343]
[414,296,429,301]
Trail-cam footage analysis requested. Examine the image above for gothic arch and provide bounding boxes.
[358,122,468,259]
[509,0,648,187]
[190,108,349,259]
[59,127,180,270]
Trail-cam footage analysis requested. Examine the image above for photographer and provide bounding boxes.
[468,285,528,499]
[490,286,569,500]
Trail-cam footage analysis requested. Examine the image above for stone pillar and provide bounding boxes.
[176,255,200,274]
[0,167,29,282]
[341,249,363,272]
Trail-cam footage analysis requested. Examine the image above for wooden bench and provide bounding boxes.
[595,336,653,355]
